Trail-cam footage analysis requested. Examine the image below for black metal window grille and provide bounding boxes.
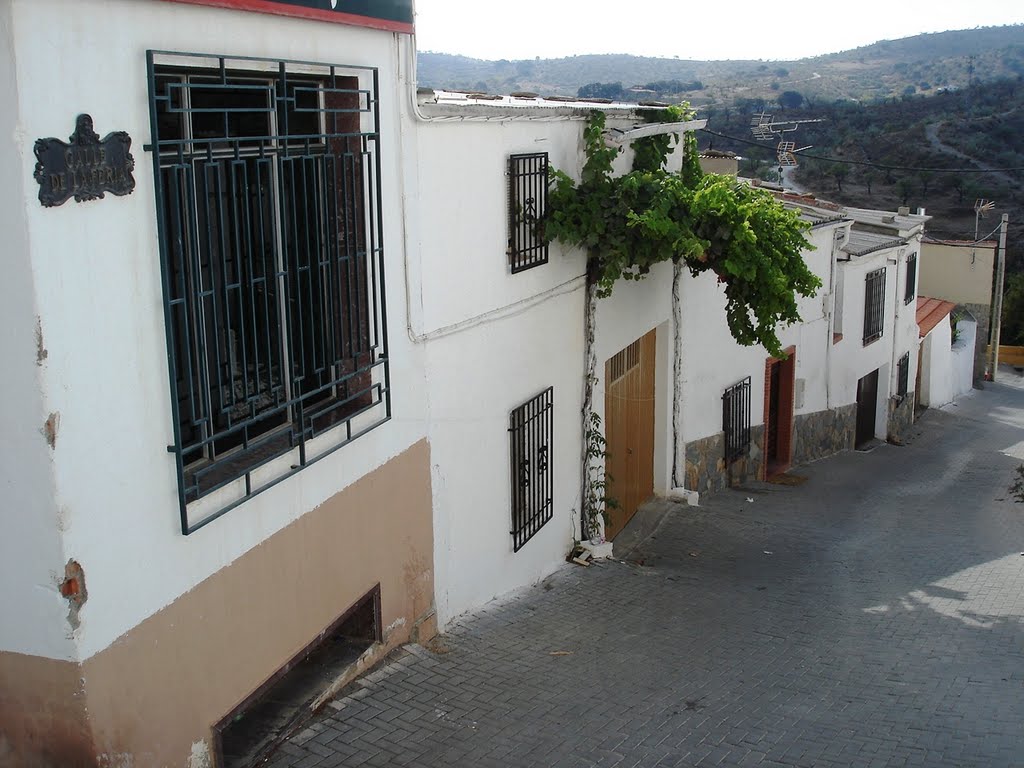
[507,153,549,273]
[722,377,752,463]
[863,267,886,344]
[147,51,390,534]
[904,252,917,305]
[509,387,554,552]
[897,352,910,398]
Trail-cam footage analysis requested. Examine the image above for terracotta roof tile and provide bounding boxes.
[916,296,957,337]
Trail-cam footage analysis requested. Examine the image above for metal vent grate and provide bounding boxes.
[607,339,641,384]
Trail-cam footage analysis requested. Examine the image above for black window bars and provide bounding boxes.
[897,352,910,398]
[863,267,886,345]
[509,387,554,552]
[147,51,390,534]
[507,153,549,273]
[723,377,752,464]
[904,252,917,305]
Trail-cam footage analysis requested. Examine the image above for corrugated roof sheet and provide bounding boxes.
[843,230,906,256]
[916,296,957,337]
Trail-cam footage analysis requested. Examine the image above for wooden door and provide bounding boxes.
[604,330,656,540]
[763,351,796,479]
[856,368,879,448]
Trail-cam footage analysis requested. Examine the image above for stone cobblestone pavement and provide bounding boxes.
[268,379,1024,768]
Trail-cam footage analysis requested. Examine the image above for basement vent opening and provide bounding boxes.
[216,585,382,768]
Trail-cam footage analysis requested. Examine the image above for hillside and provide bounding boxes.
[417,25,1024,105]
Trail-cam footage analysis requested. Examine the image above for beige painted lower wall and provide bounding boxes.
[0,651,94,768]
[2,439,434,768]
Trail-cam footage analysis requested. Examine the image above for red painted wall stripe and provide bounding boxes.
[158,0,415,34]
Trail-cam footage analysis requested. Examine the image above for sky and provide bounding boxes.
[414,1,1024,62]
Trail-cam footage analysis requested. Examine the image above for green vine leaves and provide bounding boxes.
[545,109,821,358]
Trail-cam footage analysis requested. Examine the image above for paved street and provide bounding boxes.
[269,378,1024,768]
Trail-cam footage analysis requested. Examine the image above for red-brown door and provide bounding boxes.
[763,349,796,478]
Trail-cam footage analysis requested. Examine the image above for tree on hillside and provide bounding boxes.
[578,82,625,100]
[862,170,876,196]
[777,90,803,110]
[831,164,849,192]
[897,178,914,205]
[918,170,934,197]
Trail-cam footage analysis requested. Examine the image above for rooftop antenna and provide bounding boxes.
[973,198,995,264]
[975,198,995,238]
[750,112,824,181]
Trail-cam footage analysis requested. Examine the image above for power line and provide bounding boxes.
[699,128,1024,174]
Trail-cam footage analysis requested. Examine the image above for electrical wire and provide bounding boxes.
[700,127,1024,174]
[922,222,1005,246]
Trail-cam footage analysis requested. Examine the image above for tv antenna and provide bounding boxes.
[750,112,824,168]
[975,198,995,237]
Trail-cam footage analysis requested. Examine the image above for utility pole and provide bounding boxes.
[987,214,1009,381]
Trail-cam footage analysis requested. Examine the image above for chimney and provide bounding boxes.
[916,207,926,216]
[897,206,910,216]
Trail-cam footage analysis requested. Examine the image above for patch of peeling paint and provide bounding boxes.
[59,559,87,631]
[35,317,48,365]
[187,741,211,768]
[43,412,59,449]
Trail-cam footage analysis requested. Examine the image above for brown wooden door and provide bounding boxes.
[604,330,656,540]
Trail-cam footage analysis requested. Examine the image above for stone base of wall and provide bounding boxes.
[888,394,915,443]
[791,404,856,466]
[687,406,858,496]
[685,425,764,495]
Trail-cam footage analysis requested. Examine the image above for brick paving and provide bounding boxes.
[268,379,1024,768]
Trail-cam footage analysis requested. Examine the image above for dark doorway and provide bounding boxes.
[216,586,381,768]
[856,369,879,448]
[764,351,796,479]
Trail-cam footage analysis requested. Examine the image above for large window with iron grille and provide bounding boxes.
[147,52,390,533]
[904,252,917,305]
[508,387,554,551]
[507,153,549,273]
[863,267,886,345]
[896,352,910,398]
[723,377,752,463]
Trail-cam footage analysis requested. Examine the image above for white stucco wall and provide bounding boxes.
[830,249,901,415]
[406,109,609,625]
[921,317,954,408]
[0,1,78,662]
[7,0,429,661]
[952,316,977,399]
[679,220,838,445]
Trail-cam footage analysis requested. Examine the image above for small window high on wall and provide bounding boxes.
[904,252,917,305]
[863,267,886,345]
[507,153,549,273]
